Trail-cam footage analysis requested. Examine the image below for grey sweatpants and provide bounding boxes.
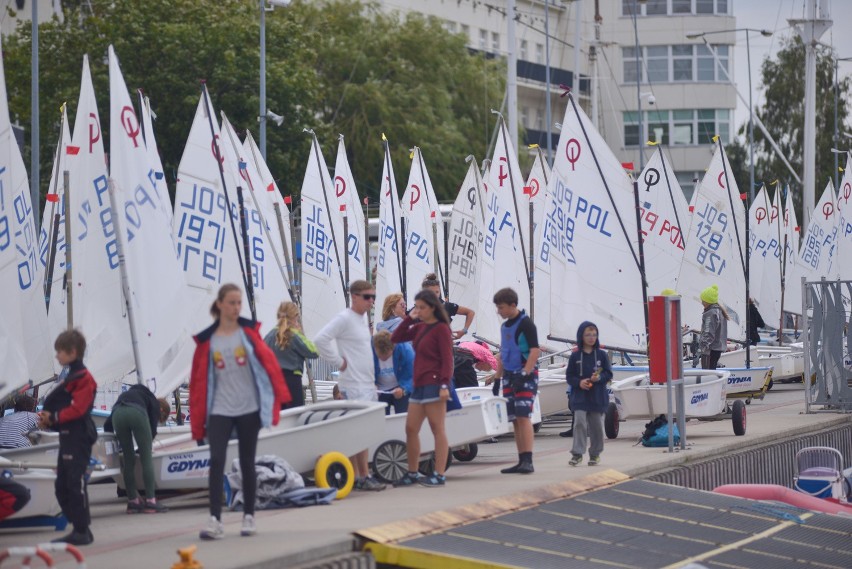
[571,410,604,457]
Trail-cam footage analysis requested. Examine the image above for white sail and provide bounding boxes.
[243,131,296,300]
[541,94,645,350]
[109,46,193,396]
[448,159,486,333]
[332,136,369,284]
[401,147,445,304]
[138,92,172,228]
[677,142,747,338]
[782,187,802,315]
[174,91,251,333]
[636,147,689,298]
[787,183,839,300]
[38,106,72,343]
[375,140,404,315]
[526,148,552,346]
[58,56,136,393]
[748,186,782,328]
[835,155,852,280]
[477,118,530,344]
[218,114,291,330]
[300,132,347,337]
[0,35,54,385]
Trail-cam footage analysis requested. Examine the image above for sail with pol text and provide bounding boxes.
[540,93,645,351]
[374,137,404,315]
[109,45,193,396]
[333,136,369,284]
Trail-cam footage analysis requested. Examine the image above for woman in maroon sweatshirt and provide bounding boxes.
[391,289,454,487]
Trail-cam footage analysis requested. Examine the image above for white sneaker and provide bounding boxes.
[240,514,256,537]
[199,515,224,540]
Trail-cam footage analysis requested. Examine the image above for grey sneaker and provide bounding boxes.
[240,514,256,537]
[392,472,422,487]
[569,454,583,467]
[588,455,601,466]
[355,476,386,491]
[199,515,224,540]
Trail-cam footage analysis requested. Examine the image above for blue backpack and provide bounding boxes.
[641,415,680,447]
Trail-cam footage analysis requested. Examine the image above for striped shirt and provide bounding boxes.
[0,412,40,448]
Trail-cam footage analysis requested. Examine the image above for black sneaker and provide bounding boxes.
[143,498,169,513]
[126,499,144,514]
[417,473,446,487]
[516,461,534,474]
[559,429,574,438]
[392,472,422,487]
[501,463,522,474]
[52,530,94,546]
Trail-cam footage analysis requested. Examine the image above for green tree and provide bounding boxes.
[2,0,504,210]
[747,35,850,220]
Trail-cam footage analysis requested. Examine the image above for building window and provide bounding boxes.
[491,32,500,52]
[624,44,730,83]
[444,20,457,34]
[479,29,487,50]
[520,40,528,61]
[521,106,530,128]
[675,171,701,202]
[536,43,544,64]
[622,0,730,16]
[535,108,544,131]
[623,109,731,147]
[461,24,469,41]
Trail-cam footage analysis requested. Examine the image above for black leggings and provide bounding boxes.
[701,350,722,370]
[207,412,260,519]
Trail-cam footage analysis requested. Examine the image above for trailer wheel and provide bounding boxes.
[419,450,452,476]
[452,443,479,462]
[605,402,620,439]
[372,439,408,484]
[732,400,747,436]
[315,451,354,499]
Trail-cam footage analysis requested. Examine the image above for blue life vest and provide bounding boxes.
[500,312,527,372]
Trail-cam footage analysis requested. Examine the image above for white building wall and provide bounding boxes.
[1,0,63,37]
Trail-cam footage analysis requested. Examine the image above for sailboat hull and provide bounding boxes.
[611,369,729,419]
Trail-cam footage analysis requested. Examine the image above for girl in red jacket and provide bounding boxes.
[189,284,290,540]
[391,289,454,487]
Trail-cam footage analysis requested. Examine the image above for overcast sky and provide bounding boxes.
[732,0,852,135]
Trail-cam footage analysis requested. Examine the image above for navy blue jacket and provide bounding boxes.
[565,321,613,413]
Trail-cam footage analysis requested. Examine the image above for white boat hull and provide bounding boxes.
[117,400,387,490]
[717,347,803,381]
[611,369,730,420]
[613,365,771,396]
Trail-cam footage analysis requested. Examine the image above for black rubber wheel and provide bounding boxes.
[452,443,479,462]
[605,402,620,439]
[418,449,452,476]
[371,439,408,484]
[732,399,747,436]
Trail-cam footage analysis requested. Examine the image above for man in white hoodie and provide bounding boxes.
[314,280,386,491]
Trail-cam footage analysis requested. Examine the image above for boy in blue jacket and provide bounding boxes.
[566,321,612,467]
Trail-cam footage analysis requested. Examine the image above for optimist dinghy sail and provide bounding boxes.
[333,136,368,283]
[677,140,747,338]
[786,183,839,307]
[477,117,529,344]
[540,93,645,351]
[635,146,688,298]
[749,186,783,329]
[448,158,486,335]
[38,106,72,341]
[526,147,552,340]
[401,147,446,304]
[0,35,54,387]
[219,114,292,327]
[782,188,802,315]
[174,89,254,332]
[374,137,404,314]
[834,156,852,281]
[138,91,172,227]
[299,132,347,337]
[108,46,193,396]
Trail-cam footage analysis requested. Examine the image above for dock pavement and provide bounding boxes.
[1,383,849,569]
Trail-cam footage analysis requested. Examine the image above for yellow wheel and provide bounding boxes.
[315,451,354,500]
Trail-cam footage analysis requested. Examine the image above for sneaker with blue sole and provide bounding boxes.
[417,473,446,487]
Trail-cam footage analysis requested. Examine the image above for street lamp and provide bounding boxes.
[685,28,772,203]
[631,0,648,170]
[259,0,291,159]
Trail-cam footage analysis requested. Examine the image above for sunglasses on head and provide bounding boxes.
[354,293,376,300]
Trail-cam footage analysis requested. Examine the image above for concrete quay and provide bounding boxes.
[1,383,848,569]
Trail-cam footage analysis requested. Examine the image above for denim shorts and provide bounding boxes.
[502,371,538,421]
[409,384,442,404]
